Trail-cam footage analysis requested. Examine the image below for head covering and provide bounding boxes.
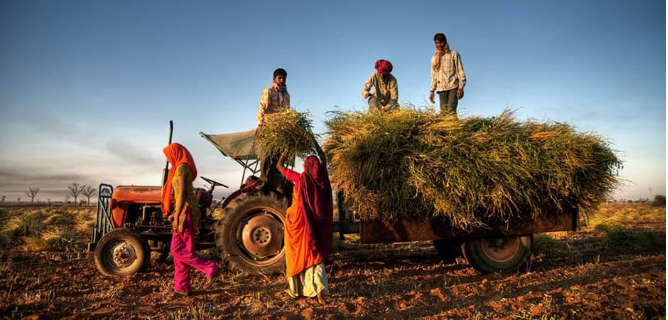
[161,143,198,215]
[375,59,393,74]
[298,155,334,260]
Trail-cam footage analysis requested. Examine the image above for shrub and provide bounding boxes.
[597,223,663,251]
[6,213,43,237]
[651,195,666,207]
[41,227,79,251]
[533,234,567,256]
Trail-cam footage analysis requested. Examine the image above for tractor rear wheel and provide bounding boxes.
[93,228,150,276]
[462,235,532,274]
[215,191,287,274]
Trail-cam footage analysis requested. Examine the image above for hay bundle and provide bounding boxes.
[324,108,621,229]
[257,110,317,159]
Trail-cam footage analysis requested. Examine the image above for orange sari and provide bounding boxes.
[282,156,333,278]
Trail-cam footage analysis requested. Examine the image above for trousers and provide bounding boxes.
[438,89,458,116]
[171,208,220,293]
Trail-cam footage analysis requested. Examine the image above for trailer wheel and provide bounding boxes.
[93,228,150,276]
[462,235,532,274]
[215,191,287,274]
[432,239,463,260]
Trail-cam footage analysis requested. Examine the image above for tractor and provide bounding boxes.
[88,123,290,276]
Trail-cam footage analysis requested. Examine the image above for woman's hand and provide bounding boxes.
[276,148,289,172]
[169,213,180,232]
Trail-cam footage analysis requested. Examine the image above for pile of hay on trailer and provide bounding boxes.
[324,108,622,230]
[257,109,318,159]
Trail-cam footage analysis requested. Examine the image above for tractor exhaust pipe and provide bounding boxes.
[161,120,174,187]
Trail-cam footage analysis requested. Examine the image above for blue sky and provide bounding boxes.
[0,0,665,202]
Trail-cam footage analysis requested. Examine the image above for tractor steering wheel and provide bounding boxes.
[201,176,228,189]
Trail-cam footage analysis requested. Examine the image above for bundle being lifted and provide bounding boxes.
[324,108,621,230]
[257,109,318,159]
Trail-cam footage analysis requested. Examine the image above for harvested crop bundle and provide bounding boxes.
[257,110,317,159]
[324,108,621,230]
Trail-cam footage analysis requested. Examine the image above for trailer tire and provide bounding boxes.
[433,239,463,260]
[93,228,150,277]
[462,235,532,274]
[215,191,287,274]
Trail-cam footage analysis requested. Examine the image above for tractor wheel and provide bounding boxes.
[93,228,150,277]
[432,239,463,260]
[462,234,532,274]
[215,191,287,274]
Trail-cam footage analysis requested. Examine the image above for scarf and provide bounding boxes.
[432,45,451,72]
[161,143,198,215]
[298,155,334,261]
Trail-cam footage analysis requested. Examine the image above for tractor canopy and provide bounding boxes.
[200,129,261,180]
[200,129,259,160]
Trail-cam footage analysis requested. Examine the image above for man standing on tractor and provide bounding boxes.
[429,32,466,117]
[361,59,399,112]
[256,68,291,191]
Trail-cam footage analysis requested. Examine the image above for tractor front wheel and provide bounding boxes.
[462,235,532,274]
[215,191,287,274]
[93,228,150,276]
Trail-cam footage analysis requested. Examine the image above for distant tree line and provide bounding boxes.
[0,183,98,205]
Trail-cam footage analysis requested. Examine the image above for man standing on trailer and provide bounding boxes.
[256,68,291,191]
[361,59,399,111]
[429,33,466,116]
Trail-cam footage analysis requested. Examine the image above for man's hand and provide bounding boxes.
[429,91,435,104]
[456,88,464,100]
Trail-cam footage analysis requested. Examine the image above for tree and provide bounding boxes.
[82,185,97,205]
[1,196,5,203]
[65,194,71,203]
[25,187,40,203]
[17,197,20,203]
[67,182,84,206]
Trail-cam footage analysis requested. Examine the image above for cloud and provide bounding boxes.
[104,140,155,164]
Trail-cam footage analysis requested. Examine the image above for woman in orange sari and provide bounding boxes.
[277,144,333,305]
[162,143,221,296]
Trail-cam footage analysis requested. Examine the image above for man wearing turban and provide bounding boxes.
[361,59,399,111]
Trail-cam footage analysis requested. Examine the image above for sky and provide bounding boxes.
[0,0,665,203]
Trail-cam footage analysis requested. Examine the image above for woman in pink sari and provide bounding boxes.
[162,143,221,296]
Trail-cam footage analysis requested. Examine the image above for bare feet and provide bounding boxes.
[317,292,326,306]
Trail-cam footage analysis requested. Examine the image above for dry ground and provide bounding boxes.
[0,203,665,319]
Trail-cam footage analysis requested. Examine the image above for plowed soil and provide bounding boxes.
[0,203,665,319]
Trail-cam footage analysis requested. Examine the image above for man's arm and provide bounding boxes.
[284,92,290,110]
[390,77,398,101]
[361,73,374,99]
[430,54,438,103]
[455,51,466,90]
[257,88,270,126]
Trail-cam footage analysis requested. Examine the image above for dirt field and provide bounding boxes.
[0,203,665,319]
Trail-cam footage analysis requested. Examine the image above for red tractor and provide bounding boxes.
[88,123,290,276]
